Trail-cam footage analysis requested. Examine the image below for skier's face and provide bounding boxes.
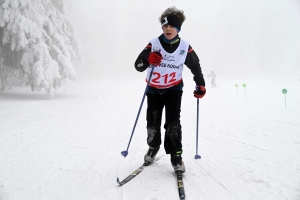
[162,24,178,40]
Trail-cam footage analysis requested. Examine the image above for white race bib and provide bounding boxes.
[146,38,189,89]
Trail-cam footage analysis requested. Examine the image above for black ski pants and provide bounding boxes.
[146,90,183,155]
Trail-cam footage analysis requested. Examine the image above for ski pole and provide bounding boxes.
[195,98,201,159]
[121,65,155,157]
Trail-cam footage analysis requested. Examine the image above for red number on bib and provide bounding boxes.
[162,74,168,84]
[151,72,177,84]
[169,72,176,83]
[152,72,161,83]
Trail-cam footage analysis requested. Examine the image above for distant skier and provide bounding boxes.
[134,6,206,173]
[207,70,216,87]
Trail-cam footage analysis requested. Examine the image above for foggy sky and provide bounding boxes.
[65,0,300,80]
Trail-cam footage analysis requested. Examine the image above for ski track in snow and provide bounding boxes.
[0,77,300,200]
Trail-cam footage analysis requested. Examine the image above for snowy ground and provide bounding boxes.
[1,75,300,200]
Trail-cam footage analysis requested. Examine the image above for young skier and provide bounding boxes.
[134,7,206,173]
[207,70,216,87]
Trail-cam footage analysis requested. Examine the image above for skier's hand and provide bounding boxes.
[147,51,162,66]
[194,85,206,98]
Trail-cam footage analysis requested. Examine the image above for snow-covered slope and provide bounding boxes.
[1,76,300,200]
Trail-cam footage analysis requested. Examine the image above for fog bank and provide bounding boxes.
[65,0,300,81]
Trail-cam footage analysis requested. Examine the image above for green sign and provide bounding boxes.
[282,89,287,94]
[243,83,247,98]
[282,88,287,108]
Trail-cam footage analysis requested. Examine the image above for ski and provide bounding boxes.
[176,171,185,199]
[117,156,161,186]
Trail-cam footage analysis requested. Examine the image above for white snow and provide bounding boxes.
[1,75,300,200]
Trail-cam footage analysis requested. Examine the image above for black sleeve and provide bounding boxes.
[134,43,152,72]
[185,45,205,87]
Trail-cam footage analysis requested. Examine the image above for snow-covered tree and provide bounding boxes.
[0,0,82,95]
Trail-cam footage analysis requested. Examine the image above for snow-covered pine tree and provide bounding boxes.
[0,0,82,95]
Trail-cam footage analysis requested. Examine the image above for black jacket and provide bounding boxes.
[134,35,205,87]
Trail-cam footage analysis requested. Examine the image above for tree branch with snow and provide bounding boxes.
[0,0,82,95]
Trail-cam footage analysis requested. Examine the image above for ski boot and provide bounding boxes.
[171,153,186,173]
[144,146,160,166]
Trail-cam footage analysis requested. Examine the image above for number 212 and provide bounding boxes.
[152,72,176,84]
